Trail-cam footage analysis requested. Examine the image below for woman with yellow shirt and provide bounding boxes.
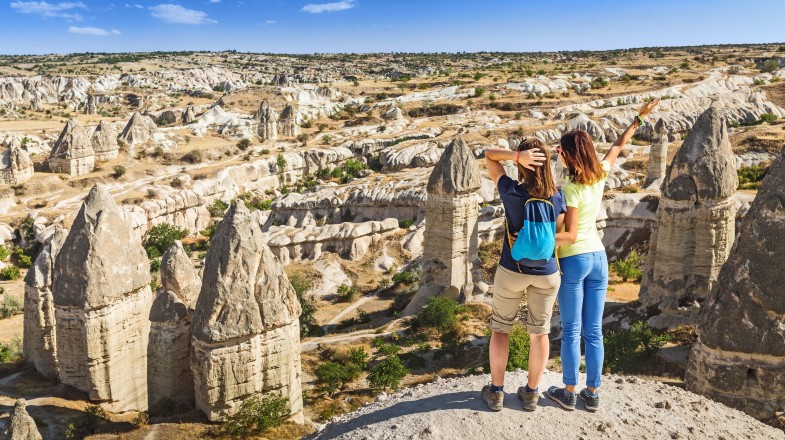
[547,99,660,412]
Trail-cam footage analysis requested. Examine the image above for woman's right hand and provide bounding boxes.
[517,148,546,171]
[638,98,661,118]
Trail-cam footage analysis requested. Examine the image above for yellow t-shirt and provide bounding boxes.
[557,160,610,259]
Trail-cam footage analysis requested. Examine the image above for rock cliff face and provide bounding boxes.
[278,104,300,138]
[639,104,738,328]
[645,118,669,188]
[49,118,95,176]
[190,202,303,422]
[23,226,67,380]
[84,95,97,115]
[52,185,153,412]
[119,112,156,146]
[686,146,785,422]
[0,399,43,440]
[90,121,119,162]
[254,100,278,141]
[0,146,34,185]
[403,136,481,315]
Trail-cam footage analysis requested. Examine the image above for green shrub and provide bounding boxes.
[289,274,322,338]
[200,223,217,239]
[348,347,369,370]
[223,394,289,435]
[412,296,459,332]
[65,404,107,439]
[760,113,778,124]
[150,259,161,273]
[761,59,780,73]
[738,165,769,190]
[474,87,485,97]
[0,246,7,261]
[398,218,413,229]
[610,250,643,282]
[367,356,408,391]
[113,165,126,179]
[13,248,32,269]
[604,322,670,373]
[590,76,608,89]
[181,149,203,164]
[207,199,229,217]
[315,361,361,395]
[340,159,366,180]
[336,284,359,302]
[0,296,22,319]
[237,138,251,150]
[391,269,421,285]
[143,223,188,259]
[0,267,20,281]
[482,323,530,372]
[376,343,401,357]
[276,154,287,171]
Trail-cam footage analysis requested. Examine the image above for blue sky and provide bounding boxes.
[0,0,783,55]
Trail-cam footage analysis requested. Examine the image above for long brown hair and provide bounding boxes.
[517,138,557,199]
[559,130,605,185]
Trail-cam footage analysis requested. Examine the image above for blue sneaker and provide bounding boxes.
[579,388,599,412]
[546,386,576,411]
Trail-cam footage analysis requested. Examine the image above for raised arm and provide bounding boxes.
[484,147,545,186]
[603,98,661,168]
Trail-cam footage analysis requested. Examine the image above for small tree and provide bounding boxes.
[0,296,23,319]
[237,138,251,151]
[604,322,670,373]
[223,394,289,435]
[143,223,188,259]
[315,361,360,395]
[113,165,126,179]
[610,250,643,282]
[0,267,20,281]
[348,347,369,370]
[761,59,780,73]
[368,356,408,391]
[412,296,459,332]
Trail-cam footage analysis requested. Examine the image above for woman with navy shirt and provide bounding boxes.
[481,138,565,412]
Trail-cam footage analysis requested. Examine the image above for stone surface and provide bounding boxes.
[0,146,33,185]
[686,146,785,422]
[90,121,119,162]
[49,118,95,176]
[191,202,303,422]
[0,399,43,440]
[148,290,193,408]
[53,185,152,412]
[182,106,196,124]
[84,95,96,115]
[404,136,481,315]
[160,240,201,308]
[254,100,278,141]
[639,104,738,328]
[23,225,67,380]
[119,111,156,146]
[278,104,300,138]
[645,118,668,188]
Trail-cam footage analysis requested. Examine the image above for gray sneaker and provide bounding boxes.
[546,386,576,411]
[516,386,539,411]
[481,385,504,411]
[579,388,599,412]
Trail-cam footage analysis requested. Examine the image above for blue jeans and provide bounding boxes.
[558,251,608,389]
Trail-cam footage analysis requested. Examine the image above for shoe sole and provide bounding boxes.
[579,393,598,412]
[516,390,538,412]
[546,391,576,411]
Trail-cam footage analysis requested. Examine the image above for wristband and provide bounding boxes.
[636,115,645,126]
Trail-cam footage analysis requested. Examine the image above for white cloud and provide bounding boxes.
[124,3,144,8]
[68,26,121,36]
[264,19,276,24]
[208,0,221,3]
[10,1,87,20]
[301,0,355,14]
[149,3,217,24]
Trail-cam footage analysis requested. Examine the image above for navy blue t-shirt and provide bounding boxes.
[497,175,566,275]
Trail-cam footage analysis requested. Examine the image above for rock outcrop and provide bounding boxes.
[639,104,738,328]
[645,118,669,189]
[90,121,119,162]
[403,136,481,315]
[254,100,278,141]
[0,399,43,440]
[48,118,95,176]
[0,146,34,185]
[190,202,303,422]
[53,185,153,412]
[160,240,201,308]
[84,95,96,115]
[182,106,196,124]
[278,104,300,138]
[686,146,785,422]
[23,225,67,380]
[119,112,156,146]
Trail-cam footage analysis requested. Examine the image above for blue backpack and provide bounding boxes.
[505,198,558,268]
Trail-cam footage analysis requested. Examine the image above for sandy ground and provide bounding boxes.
[311,371,784,440]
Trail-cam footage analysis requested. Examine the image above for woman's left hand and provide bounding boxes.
[517,148,546,171]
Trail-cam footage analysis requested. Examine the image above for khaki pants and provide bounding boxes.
[489,265,560,334]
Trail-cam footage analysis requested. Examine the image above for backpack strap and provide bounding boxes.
[523,197,561,274]
[503,218,524,273]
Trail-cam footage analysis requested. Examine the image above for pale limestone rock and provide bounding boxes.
[53,185,152,412]
[686,145,785,422]
[639,104,738,328]
[49,118,95,176]
[148,290,193,408]
[403,136,481,315]
[160,240,201,308]
[84,95,96,115]
[0,146,33,185]
[278,104,300,138]
[645,118,668,188]
[23,226,67,380]
[182,106,196,124]
[119,112,156,146]
[254,100,278,141]
[191,202,303,422]
[90,121,119,162]
[0,399,42,440]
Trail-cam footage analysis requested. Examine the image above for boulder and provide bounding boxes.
[49,118,95,176]
[0,399,42,440]
[0,146,33,185]
[191,202,303,422]
[53,185,153,412]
